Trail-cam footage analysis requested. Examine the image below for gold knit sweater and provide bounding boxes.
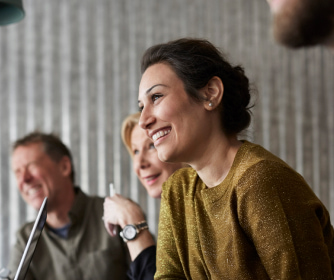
[155,141,334,279]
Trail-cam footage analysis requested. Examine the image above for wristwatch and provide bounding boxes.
[120,221,148,242]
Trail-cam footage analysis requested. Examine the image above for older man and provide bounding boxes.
[266,0,334,48]
[8,131,129,280]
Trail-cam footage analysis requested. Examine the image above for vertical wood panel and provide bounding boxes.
[60,1,71,146]
[328,56,334,215]
[96,1,107,197]
[7,23,20,249]
[111,0,122,195]
[78,2,89,193]
[42,0,52,132]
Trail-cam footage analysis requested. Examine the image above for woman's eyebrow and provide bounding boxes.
[146,84,167,94]
[138,84,167,105]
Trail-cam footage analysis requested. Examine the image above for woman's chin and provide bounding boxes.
[150,193,162,199]
[158,151,181,164]
[145,186,162,199]
[157,148,173,163]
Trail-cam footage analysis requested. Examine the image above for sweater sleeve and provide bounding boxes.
[237,160,334,279]
[127,245,156,280]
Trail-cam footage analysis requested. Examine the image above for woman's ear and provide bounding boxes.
[202,76,224,110]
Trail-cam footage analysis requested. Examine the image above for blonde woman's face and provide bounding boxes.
[131,124,182,198]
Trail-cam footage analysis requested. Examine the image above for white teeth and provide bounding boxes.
[26,186,41,196]
[28,189,38,195]
[146,175,158,181]
[152,129,171,141]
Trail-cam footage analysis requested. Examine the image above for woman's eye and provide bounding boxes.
[133,149,139,155]
[152,94,162,102]
[149,143,155,149]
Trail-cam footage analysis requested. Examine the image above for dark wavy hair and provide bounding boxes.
[13,131,75,183]
[141,38,253,135]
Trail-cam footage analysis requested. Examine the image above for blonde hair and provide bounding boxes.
[121,112,141,156]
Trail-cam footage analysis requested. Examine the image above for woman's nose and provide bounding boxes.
[136,152,150,170]
[139,107,155,130]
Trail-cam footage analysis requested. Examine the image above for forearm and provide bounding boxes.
[126,230,155,261]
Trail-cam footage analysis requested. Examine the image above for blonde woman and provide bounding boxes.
[103,112,183,280]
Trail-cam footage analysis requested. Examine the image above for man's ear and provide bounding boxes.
[202,76,224,110]
[59,156,72,177]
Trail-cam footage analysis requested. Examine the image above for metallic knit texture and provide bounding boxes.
[155,141,334,280]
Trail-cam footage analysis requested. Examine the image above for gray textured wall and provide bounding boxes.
[1,0,334,268]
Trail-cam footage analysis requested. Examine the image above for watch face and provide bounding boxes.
[123,225,137,240]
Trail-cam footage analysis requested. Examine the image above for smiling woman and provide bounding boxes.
[138,38,334,279]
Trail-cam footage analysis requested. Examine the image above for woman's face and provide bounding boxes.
[138,63,210,164]
[131,124,182,198]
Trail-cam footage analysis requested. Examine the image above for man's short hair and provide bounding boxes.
[13,131,75,183]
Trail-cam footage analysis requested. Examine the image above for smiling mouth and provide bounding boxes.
[25,185,42,196]
[152,129,171,141]
[144,174,160,182]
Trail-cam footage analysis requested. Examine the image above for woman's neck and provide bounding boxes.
[189,135,242,188]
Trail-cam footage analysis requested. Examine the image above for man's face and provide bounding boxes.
[267,0,334,48]
[12,142,70,211]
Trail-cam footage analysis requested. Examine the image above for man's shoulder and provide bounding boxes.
[15,220,36,241]
[75,187,104,207]
[83,192,104,208]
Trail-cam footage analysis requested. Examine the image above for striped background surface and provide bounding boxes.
[1,0,333,267]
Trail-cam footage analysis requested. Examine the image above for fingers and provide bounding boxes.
[103,194,146,228]
[105,193,124,201]
[104,221,117,237]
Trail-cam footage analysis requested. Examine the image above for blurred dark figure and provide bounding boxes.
[267,0,334,48]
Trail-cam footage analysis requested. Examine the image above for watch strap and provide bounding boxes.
[135,221,149,231]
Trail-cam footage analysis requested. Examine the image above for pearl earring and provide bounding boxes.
[209,102,213,107]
